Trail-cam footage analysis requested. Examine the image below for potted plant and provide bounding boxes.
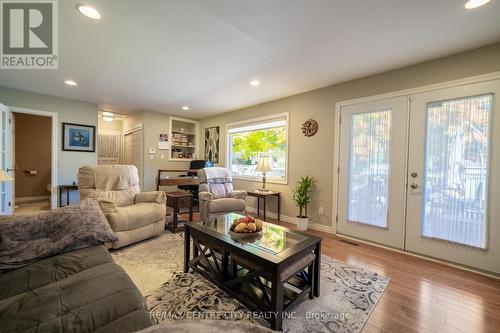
[293,175,316,231]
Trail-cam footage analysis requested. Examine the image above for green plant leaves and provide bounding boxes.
[293,176,316,217]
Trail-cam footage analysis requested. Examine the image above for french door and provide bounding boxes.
[337,79,500,274]
[0,103,13,215]
[406,80,500,274]
[337,96,408,249]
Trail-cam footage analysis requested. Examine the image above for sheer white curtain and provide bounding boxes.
[422,94,492,248]
[348,110,391,228]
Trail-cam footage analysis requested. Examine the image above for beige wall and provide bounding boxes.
[199,42,500,228]
[0,87,98,204]
[124,110,194,191]
[13,113,52,197]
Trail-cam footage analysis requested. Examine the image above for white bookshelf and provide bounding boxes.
[169,117,199,161]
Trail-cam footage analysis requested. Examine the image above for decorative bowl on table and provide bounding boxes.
[228,215,263,239]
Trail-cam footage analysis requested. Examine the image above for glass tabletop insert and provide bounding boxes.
[199,213,308,255]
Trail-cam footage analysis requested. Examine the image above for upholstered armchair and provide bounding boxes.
[198,167,247,220]
[78,165,166,249]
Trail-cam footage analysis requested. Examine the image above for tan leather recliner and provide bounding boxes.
[198,167,247,220]
[78,165,166,249]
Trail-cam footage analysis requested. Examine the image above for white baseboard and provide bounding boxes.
[245,207,335,234]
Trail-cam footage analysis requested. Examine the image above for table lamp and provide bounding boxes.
[255,156,272,191]
[0,169,13,182]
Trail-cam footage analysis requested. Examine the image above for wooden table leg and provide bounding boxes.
[314,241,321,297]
[188,197,193,222]
[184,226,190,273]
[277,194,280,221]
[59,188,62,207]
[270,270,283,331]
[263,196,267,221]
[308,261,314,299]
[257,196,260,217]
[173,200,178,231]
[66,190,70,206]
[222,251,229,281]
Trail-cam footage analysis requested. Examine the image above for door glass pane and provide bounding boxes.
[423,94,492,248]
[348,110,391,227]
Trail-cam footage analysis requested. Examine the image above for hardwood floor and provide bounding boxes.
[182,211,500,332]
[263,217,500,333]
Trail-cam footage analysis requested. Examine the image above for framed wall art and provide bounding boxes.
[62,122,96,152]
[204,126,219,163]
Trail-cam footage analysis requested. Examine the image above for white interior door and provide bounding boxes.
[124,127,144,189]
[0,104,14,215]
[337,96,408,248]
[406,80,500,274]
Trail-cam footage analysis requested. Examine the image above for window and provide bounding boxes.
[347,110,391,228]
[422,94,491,248]
[227,114,288,183]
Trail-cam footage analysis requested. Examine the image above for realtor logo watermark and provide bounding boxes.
[1,0,58,69]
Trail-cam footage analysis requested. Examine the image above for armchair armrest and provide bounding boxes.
[135,191,166,204]
[97,199,117,215]
[229,190,247,200]
[198,191,214,202]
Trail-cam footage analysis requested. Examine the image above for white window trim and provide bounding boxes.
[226,112,289,185]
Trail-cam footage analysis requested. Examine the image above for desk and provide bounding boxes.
[246,190,281,221]
[58,185,78,207]
[166,191,193,233]
[156,169,200,190]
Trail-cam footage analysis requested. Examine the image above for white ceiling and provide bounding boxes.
[1,0,500,119]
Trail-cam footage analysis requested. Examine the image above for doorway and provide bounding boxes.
[123,125,144,190]
[0,104,58,215]
[13,112,52,214]
[336,78,500,274]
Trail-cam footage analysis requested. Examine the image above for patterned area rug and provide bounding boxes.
[111,232,389,333]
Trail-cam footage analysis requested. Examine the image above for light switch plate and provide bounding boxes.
[148,148,157,154]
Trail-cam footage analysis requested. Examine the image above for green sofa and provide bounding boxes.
[0,245,153,333]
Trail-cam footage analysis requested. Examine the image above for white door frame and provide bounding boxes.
[9,106,58,210]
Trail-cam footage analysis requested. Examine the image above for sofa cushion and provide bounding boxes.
[0,245,113,301]
[0,248,153,333]
[208,198,246,214]
[107,203,166,232]
[0,199,118,272]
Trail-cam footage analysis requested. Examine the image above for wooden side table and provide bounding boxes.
[58,185,78,207]
[166,191,193,233]
[246,190,281,221]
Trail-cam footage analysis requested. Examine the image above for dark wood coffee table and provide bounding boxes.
[184,213,322,331]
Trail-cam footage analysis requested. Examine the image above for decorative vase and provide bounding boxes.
[296,216,309,231]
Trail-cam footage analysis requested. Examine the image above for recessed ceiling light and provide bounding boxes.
[77,5,101,19]
[182,106,190,111]
[102,116,114,122]
[249,80,260,86]
[102,111,114,117]
[464,0,490,9]
[64,80,77,86]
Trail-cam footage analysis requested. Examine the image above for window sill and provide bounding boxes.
[231,176,288,185]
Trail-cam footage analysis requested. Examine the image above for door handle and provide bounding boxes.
[410,183,419,189]
[6,168,13,172]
